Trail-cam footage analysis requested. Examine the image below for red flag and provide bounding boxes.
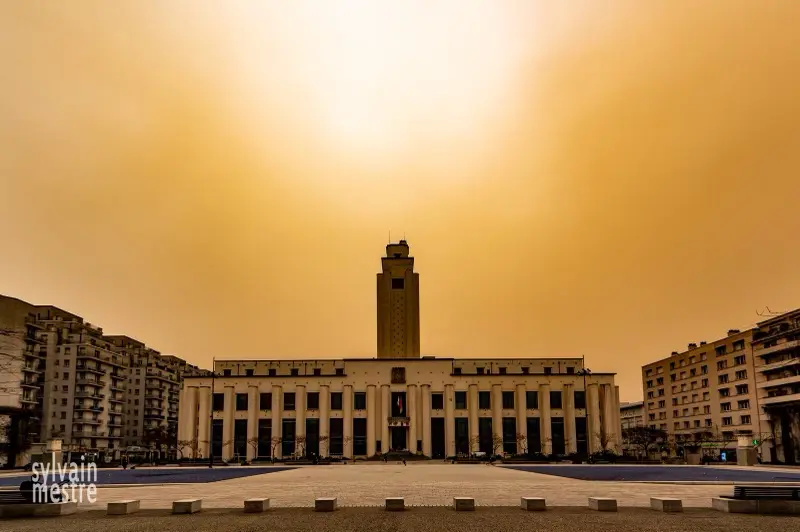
[397,396,403,414]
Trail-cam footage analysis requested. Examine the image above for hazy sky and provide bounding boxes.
[2,2,799,401]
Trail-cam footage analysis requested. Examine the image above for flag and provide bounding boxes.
[397,396,403,415]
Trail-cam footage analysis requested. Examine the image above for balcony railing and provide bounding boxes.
[757,374,800,389]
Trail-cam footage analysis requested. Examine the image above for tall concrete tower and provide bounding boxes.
[377,240,420,358]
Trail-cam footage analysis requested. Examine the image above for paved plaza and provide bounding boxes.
[17,463,793,510]
[505,464,800,483]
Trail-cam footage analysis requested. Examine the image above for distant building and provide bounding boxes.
[620,401,644,430]
[0,295,202,462]
[179,242,622,461]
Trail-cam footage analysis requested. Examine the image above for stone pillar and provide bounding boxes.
[587,383,601,453]
[421,384,432,457]
[197,386,211,459]
[320,385,330,456]
[491,384,502,452]
[222,386,234,460]
[564,384,577,454]
[539,383,552,455]
[407,384,417,453]
[613,386,622,453]
[381,384,390,452]
[468,384,479,453]
[343,385,353,458]
[247,386,258,461]
[183,386,198,457]
[602,384,615,452]
[366,385,376,456]
[271,385,282,459]
[296,384,306,455]
[515,384,526,454]
[444,384,455,457]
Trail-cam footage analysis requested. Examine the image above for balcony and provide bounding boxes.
[74,391,104,399]
[108,396,124,403]
[757,356,800,374]
[757,374,800,389]
[109,384,125,392]
[72,431,106,439]
[21,364,42,374]
[145,392,164,401]
[20,396,38,404]
[168,396,179,404]
[73,418,101,425]
[756,340,800,358]
[387,416,410,426]
[20,379,39,388]
[75,365,106,375]
[107,420,123,427]
[762,392,800,407]
[76,378,105,387]
[144,413,163,421]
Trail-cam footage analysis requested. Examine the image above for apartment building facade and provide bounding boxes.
[620,401,644,430]
[0,295,200,461]
[641,328,762,456]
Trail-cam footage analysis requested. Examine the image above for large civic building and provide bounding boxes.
[178,241,621,460]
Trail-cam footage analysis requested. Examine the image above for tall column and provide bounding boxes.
[613,386,622,453]
[444,384,455,456]
[320,385,330,456]
[564,383,577,454]
[271,385,283,459]
[296,384,306,456]
[491,384,502,452]
[539,383,552,455]
[468,384,479,453]
[197,386,211,458]
[184,386,198,457]
[247,385,258,460]
[177,384,188,444]
[587,383,601,453]
[366,385,376,456]
[407,384,417,452]
[602,384,615,452]
[381,384,390,452]
[222,386,234,460]
[515,384,526,454]
[343,385,353,458]
[421,384,432,456]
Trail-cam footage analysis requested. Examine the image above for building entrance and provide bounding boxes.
[390,426,407,451]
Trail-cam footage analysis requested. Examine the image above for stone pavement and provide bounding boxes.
[84,464,738,509]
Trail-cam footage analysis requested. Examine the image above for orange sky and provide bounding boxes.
[2,2,799,401]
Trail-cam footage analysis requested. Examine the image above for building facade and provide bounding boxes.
[179,242,621,460]
[620,401,644,430]
[0,295,201,460]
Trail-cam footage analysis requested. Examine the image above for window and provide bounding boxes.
[223,369,231,376]
[701,365,708,374]
[700,353,707,361]
[716,345,727,356]
[719,388,730,398]
[259,393,272,410]
[290,368,299,376]
[674,422,680,430]
[649,413,656,421]
[212,393,224,411]
[646,369,653,377]
[670,374,676,382]
[550,391,562,409]
[268,369,276,376]
[391,278,404,289]
[284,392,295,411]
[656,377,664,385]
[658,389,665,396]
[498,367,507,375]
[307,392,319,410]
[455,391,467,410]
[673,409,679,417]
[721,402,731,412]
[703,392,710,401]
[672,398,678,406]
[476,367,484,375]
[521,367,529,374]
[526,391,539,409]
[658,400,665,408]
[313,368,321,376]
[690,368,696,376]
[336,368,345,376]
[717,361,727,370]
[647,391,654,399]
[574,390,585,409]
[689,356,695,364]
[235,393,248,411]
[544,367,552,375]
[722,416,732,426]
[701,379,709,388]
[735,370,747,380]
[63,372,69,380]
[331,392,343,410]
[683,421,690,429]
[245,369,254,377]
[718,374,729,384]
[694,420,701,428]
[566,367,575,374]
[478,391,491,409]
[733,340,745,351]
[453,368,462,375]
[734,355,746,365]
[502,391,514,409]
[703,405,710,414]
[736,384,749,395]
[354,392,367,410]
[705,418,712,427]
[738,399,750,409]
[431,393,444,410]
[60,412,66,419]
[741,415,751,424]
[680,371,686,379]
[670,362,675,370]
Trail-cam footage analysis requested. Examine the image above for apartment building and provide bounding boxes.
[0,294,200,461]
[752,309,800,464]
[620,401,644,430]
[641,329,761,453]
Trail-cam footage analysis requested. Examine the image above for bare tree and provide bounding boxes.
[468,435,481,455]
[247,437,260,460]
[294,435,307,458]
[318,435,329,457]
[491,434,504,456]
[515,432,527,455]
[342,435,353,457]
[270,436,282,458]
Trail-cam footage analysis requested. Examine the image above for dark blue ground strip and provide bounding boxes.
[0,466,296,487]
[503,465,800,483]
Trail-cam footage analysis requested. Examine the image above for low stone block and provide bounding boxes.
[588,497,617,512]
[244,498,270,513]
[712,497,757,514]
[315,497,337,512]
[757,499,800,515]
[172,499,202,514]
[107,499,141,515]
[385,497,405,511]
[453,497,475,511]
[520,497,546,511]
[650,497,682,513]
[0,502,77,518]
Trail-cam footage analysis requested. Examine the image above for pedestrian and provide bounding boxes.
[402,458,406,466]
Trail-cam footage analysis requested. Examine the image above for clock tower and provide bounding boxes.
[376,240,420,358]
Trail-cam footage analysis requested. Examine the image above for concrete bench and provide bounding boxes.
[315,497,337,512]
[650,497,682,513]
[244,498,270,513]
[453,497,475,511]
[0,501,77,518]
[588,497,617,512]
[172,499,202,514]
[107,500,141,515]
[520,497,546,511]
[385,497,404,511]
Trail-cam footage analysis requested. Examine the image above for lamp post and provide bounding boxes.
[208,359,215,468]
